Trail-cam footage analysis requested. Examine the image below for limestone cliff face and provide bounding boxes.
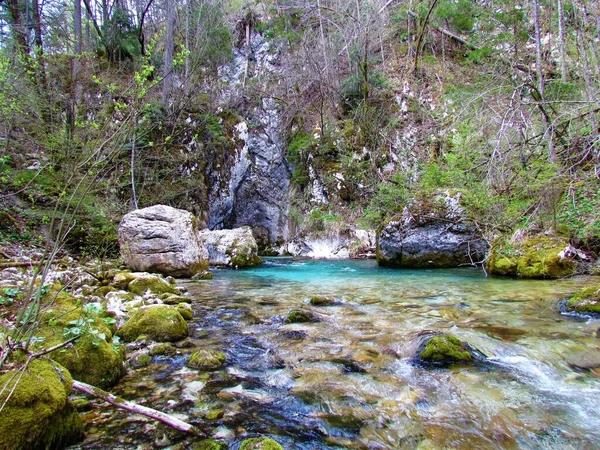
[207,31,292,248]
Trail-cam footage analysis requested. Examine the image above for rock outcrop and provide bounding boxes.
[118,205,208,277]
[486,232,577,278]
[377,190,487,268]
[198,226,262,267]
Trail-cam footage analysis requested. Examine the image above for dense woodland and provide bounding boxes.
[0,0,598,257]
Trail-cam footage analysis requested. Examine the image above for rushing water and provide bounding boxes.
[71,259,600,449]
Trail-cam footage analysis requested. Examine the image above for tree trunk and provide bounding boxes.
[71,0,83,138]
[413,0,439,76]
[162,0,174,107]
[6,0,31,61]
[557,0,567,81]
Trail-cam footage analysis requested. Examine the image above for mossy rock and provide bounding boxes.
[0,359,84,450]
[487,235,576,279]
[117,305,189,342]
[205,408,225,420]
[38,294,125,389]
[94,285,117,297]
[163,294,191,305]
[185,349,227,370]
[192,270,214,280]
[285,309,317,323]
[565,285,600,314]
[131,353,152,368]
[128,273,180,296]
[239,437,284,450]
[177,303,193,320]
[112,271,138,289]
[148,343,177,356]
[417,334,475,366]
[191,439,228,450]
[309,295,335,306]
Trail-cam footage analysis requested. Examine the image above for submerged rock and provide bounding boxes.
[377,190,486,268]
[285,309,318,323]
[185,349,227,370]
[239,436,284,450]
[566,350,600,371]
[565,285,600,314]
[309,295,335,306]
[0,359,84,449]
[486,233,576,278]
[118,205,209,277]
[117,305,189,342]
[416,334,479,366]
[198,226,262,268]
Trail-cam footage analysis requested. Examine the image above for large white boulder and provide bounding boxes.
[198,226,261,267]
[118,205,208,277]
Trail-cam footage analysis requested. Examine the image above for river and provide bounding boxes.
[71,258,600,449]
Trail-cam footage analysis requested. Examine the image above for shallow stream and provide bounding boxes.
[71,259,600,449]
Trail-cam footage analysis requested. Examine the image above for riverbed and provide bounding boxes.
[70,258,600,449]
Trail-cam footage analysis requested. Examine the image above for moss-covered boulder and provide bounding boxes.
[565,285,600,315]
[117,305,189,342]
[0,359,84,449]
[112,271,138,290]
[417,334,476,366]
[38,294,125,388]
[192,439,228,450]
[127,273,180,296]
[486,234,576,279]
[239,437,284,450]
[285,309,317,323]
[185,349,227,370]
[177,302,193,320]
[198,227,262,268]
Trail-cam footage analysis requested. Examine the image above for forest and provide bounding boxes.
[1,0,600,448]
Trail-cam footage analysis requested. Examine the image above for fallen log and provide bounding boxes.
[0,261,41,269]
[71,380,202,437]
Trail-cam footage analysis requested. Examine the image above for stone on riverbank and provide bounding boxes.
[487,233,576,278]
[118,205,209,277]
[117,305,189,342]
[127,273,180,296]
[0,359,84,450]
[198,226,262,268]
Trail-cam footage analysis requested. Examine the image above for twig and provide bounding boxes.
[72,380,203,437]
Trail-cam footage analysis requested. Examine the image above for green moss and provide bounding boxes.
[185,349,227,370]
[0,359,84,450]
[94,285,117,297]
[117,305,189,342]
[418,334,474,364]
[112,271,138,290]
[163,294,191,305]
[239,437,284,450]
[205,408,225,420]
[127,274,180,296]
[191,439,228,450]
[131,353,152,368]
[285,309,315,323]
[148,343,176,356]
[487,235,575,279]
[566,285,600,314]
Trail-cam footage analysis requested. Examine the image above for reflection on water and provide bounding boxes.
[71,258,600,449]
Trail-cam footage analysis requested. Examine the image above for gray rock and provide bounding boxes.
[198,226,261,267]
[118,205,208,277]
[377,190,487,268]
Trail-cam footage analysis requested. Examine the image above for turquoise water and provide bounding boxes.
[72,259,600,449]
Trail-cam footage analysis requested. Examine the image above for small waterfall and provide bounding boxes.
[304,237,349,259]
